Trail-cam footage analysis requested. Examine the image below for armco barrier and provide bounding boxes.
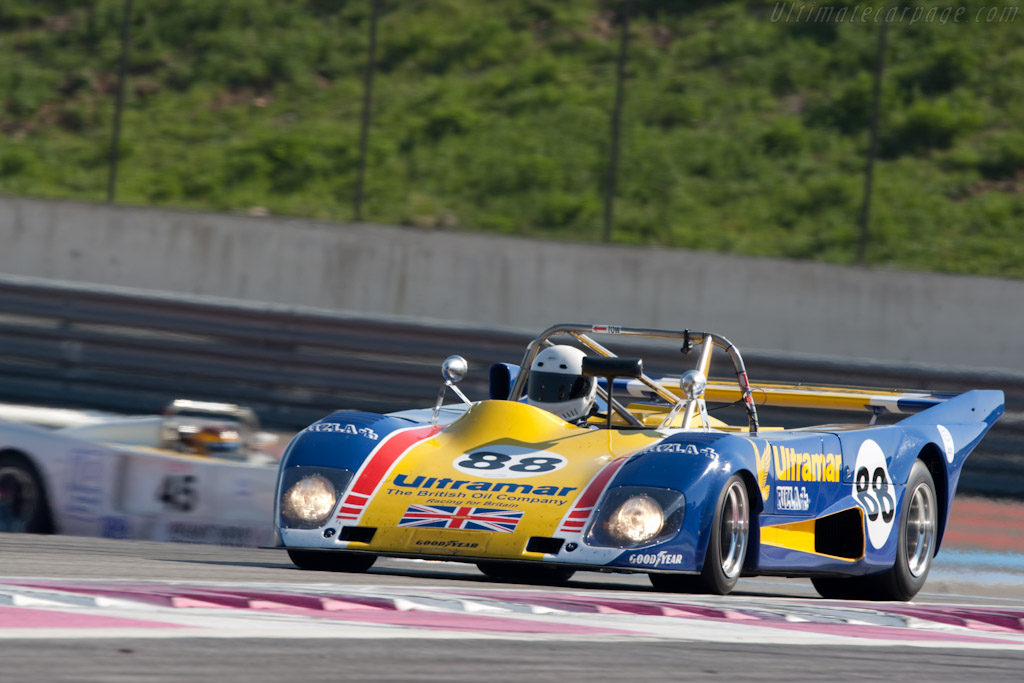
[1,274,1021,496]
[0,274,533,426]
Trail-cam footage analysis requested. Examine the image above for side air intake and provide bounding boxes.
[526,537,565,554]
[814,508,864,560]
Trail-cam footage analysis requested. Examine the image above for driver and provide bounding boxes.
[186,425,244,459]
[525,345,597,423]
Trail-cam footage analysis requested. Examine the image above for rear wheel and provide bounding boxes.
[0,452,54,534]
[287,549,376,573]
[812,460,937,601]
[875,460,937,601]
[476,561,575,585]
[649,474,749,595]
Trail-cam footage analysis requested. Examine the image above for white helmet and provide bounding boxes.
[525,345,596,422]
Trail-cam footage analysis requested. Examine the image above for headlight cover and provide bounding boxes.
[277,466,354,529]
[607,495,664,544]
[282,475,335,526]
[586,486,685,549]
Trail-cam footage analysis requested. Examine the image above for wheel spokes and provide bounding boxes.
[720,482,749,579]
[906,482,936,577]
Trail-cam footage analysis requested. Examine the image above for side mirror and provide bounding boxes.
[432,355,471,424]
[442,355,468,384]
[659,369,709,431]
[679,369,707,400]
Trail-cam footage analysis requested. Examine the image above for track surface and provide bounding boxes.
[3,530,1024,682]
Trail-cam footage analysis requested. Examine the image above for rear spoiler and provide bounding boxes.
[618,378,955,416]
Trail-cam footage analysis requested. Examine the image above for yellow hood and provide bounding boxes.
[352,400,659,558]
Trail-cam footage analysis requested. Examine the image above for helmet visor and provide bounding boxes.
[527,371,592,403]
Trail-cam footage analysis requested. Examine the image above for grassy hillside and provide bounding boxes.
[2,0,1023,276]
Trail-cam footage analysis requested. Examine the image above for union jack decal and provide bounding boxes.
[398,505,523,533]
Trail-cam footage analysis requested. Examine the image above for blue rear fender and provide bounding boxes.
[845,390,1006,559]
[895,389,1005,490]
[607,433,764,573]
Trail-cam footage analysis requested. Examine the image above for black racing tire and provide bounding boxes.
[812,460,937,602]
[476,561,575,585]
[874,459,937,601]
[0,451,55,534]
[649,474,750,596]
[287,549,376,573]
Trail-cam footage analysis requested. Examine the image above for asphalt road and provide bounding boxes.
[2,534,1024,682]
[7,638,1024,683]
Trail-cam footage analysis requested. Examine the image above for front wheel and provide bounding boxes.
[0,452,54,534]
[287,549,376,573]
[650,474,749,595]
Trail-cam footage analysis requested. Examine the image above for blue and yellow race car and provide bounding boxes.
[273,324,1003,600]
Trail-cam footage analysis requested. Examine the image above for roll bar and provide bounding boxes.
[508,324,759,435]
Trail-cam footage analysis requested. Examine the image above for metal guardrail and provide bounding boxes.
[0,276,532,427]
[1,274,1022,496]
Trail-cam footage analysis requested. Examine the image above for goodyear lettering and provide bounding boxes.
[772,446,840,483]
[414,539,480,549]
[628,551,684,567]
[642,443,719,458]
[305,423,379,439]
[776,485,810,511]
[393,474,577,499]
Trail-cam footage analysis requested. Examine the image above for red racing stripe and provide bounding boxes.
[336,424,442,520]
[558,456,632,534]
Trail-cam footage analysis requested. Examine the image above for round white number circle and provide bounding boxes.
[853,439,896,550]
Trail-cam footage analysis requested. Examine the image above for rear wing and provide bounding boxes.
[655,379,954,416]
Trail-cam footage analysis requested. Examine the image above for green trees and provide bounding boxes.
[1,0,1022,276]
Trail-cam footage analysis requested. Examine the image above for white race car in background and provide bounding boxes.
[0,400,282,546]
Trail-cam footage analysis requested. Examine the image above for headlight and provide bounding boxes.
[281,475,336,526]
[586,486,684,548]
[607,495,664,544]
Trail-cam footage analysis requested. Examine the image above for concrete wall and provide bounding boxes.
[2,195,1021,371]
